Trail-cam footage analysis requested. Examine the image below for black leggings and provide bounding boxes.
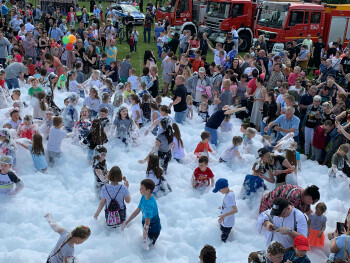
[158,150,172,173]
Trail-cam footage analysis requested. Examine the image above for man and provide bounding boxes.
[285,41,296,67]
[105,33,118,66]
[5,62,27,89]
[340,51,350,77]
[179,30,188,55]
[77,22,86,42]
[92,5,100,21]
[124,12,134,40]
[49,22,63,41]
[119,54,132,83]
[208,41,227,66]
[22,32,37,63]
[169,75,188,124]
[1,1,8,21]
[264,106,300,143]
[24,18,34,32]
[318,59,336,83]
[266,62,285,91]
[257,49,269,75]
[189,51,204,73]
[187,67,211,106]
[215,79,233,111]
[0,31,11,67]
[10,15,23,32]
[302,34,313,51]
[144,9,153,43]
[154,21,165,42]
[33,5,41,22]
[299,86,318,121]
[199,32,209,56]
[257,198,308,249]
[311,36,325,70]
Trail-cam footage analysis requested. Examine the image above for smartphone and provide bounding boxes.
[337,222,345,234]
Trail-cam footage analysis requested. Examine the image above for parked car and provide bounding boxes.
[111,3,145,25]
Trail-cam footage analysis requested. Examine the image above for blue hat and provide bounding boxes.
[213,178,228,193]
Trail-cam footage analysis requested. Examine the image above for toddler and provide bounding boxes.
[243,127,256,154]
[198,102,209,123]
[194,131,215,158]
[219,136,243,163]
[242,161,267,197]
[18,115,39,140]
[220,114,233,133]
[127,68,139,92]
[192,156,214,189]
[307,202,327,247]
[186,95,194,120]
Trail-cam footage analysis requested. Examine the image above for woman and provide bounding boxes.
[250,77,266,131]
[330,211,350,262]
[45,53,64,78]
[83,44,97,76]
[223,35,235,54]
[144,50,157,69]
[235,73,248,105]
[332,92,347,116]
[182,66,193,96]
[72,39,85,62]
[258,149,294,188]
[162,54,177,97]
[59,19,68,35]
[99,22,107,50]
[260,91,277,135]
[38,30,49,56]
[231,58,242,79]
[188,34,199,50]
[254,35,267,51]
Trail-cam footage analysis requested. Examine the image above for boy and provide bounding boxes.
[198,102,209,123]
[242,162,267,197]
[192,156,215,189]
[76,61,86,84]
[47,116,67,167]
[194,131,215,157]
[98,107,110,130]
[28,78,44,98]
[283,235,311,263]
[99,54,108,74]
[0,155,24,195]
[311,120,333,162]
[127,68,139,93]
[113,83,125,108]
[122,179,161,250]
[248,241,285,263]
[199,244,216,263]
[329,143,350,178]
[213,178,238,242]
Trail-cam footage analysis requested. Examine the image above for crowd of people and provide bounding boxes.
[1,1,350,262]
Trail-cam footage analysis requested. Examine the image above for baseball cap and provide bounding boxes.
[213,178,228,193]
[294,235,310,251]
[0,156,13,165]
[198,67,206,73]
[279,51,285,57]
[270,198,290,216]
[258,148,269,157]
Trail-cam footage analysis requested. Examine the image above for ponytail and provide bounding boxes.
[37,92,47,111]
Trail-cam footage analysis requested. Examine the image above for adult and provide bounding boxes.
[179,30,188,55]
[299,85,318,122]
[105,34,118,66]
[5,61,27,89]
[330,227,350,262]
[83,44,97,76]
[257,50,269,75]
[161,55,176,97]
[250,77,267,131]
[254,35,267,52]
[189,51,204,73]
[119,54,132,83]
[210,65,223,94]
[45,53,63,78]
[143,9,153,43]
[285,41,297,68]
[48,22,63,41]
[311,36,325,70]
[0,30,11,66]
[318,59,336,83]
[261,91,277,135]
[22,32,36,63]
[340,51,350,77]
[144,49,157,69]
[266,62,285,91]
[149,65,159,98]
[187,67,211,107]
[169,75,188,124]
[205,105,245,146]
[214,79,233,111]
[198,32,209,56]
[264,106,300,143]
[77,22,86,42]
[302,34,313,51]
[82,8,90,28]
[123,12,134,40]
[257,197,308,249]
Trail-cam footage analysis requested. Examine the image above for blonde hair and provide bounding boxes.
[186,95,193,104]
[245,127,257,136]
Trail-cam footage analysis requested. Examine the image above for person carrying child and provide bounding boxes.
[0,155,24,195]
[192,156,215,189]
[307,202,327,247]
[212,178,238,242]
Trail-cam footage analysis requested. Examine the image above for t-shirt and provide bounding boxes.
[206,109,226,129]
[28,145,48,171]
[220,145,238,162]
[0,171,21,195]
[264,155,288,184]
[172,137,185,159]
[194,141,213,156]
[119,60,132,79]
[83,96,101,112]
[128,75,139,91]
[28,86,44,97]
[220,191,236,228]
[4,62,27,79]
[93,159,108,184]
[341,56,350,74]
[138,195,161,233]
[198,111,209,122]
[100,184,129,209]
[173,84,187,112]
[146,170,161,194]
[47,127,67,153]
[48,230,74,263]
[113,118,133,139]
[105,46,118,66]
[68,80,79,93]
[247,78,257,95]
[243,174,266,196]
[305,106,319,128]
[193,167,214,188]
[131,104,143,124]
[335,234,350,260]
[218,90,233,110]
[283,248,311,263]
[156,133,171,152]
[308,213,327,231]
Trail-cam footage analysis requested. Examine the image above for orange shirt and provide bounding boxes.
[194,141,213,157]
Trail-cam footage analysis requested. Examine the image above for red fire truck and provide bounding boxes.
[254,2,350,52]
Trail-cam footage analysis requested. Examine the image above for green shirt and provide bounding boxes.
[58,75,67,89]
[28,86,44,96]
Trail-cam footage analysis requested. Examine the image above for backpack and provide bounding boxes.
[105,185,123,226]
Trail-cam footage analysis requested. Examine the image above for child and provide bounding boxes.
[99,107,111,131]
[62,93,79,132]
[311,120,333,162]
[172,123,185,163]
[194,131,215,158]
[290,141,301,171]
[85,119,108,162]
[92,146,109,194]
[243,127,256,154]
[128,68,139,93]
[329,143,350,178]
[138,81,150,99]
[307,202,327,247]
[213,178,238,242]
[18,115,39,140]
[157,32,163,60]
[107,61,119,86]
[57,66,68,90]
[66,70,82,96]
[28,77,44,98]
[129,33,135,53]
[113,83,125,108]
[83,87,101,118]
[76,61,86,84]
[130,94,143,128]
[283,235,311,263]
[122,179,161,250]
[145,154,171,196]
[132,27,139,52]
[186,95,194,120]
[199,245,217,263]
[47,116,68,166]
[0,156,24,195]
[0,129,17,168]
[99,92,114,119]
[17,134,48,173]
[219,136,243,163]
[94,166,130,226]
[123,82,135,104]
[7,109,22,130]
[74,106,92,142]
[192,156,215,189]
[45,213,90,263]
[113,106,136,145]
[242,161,267,197]
[99,54,108,74]
[220,114,233,133]
[33,91,48,120]
[198,102,209,123]
[40,108,54,140]
[101,78,115,98]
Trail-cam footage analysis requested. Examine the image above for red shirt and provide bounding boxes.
[28,64,35,76]
[194,141,213,157]
[247,78,257,95]
[189,58,204,73]
[193,167,214,187]
[312,125,326,149]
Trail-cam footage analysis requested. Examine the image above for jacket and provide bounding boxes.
[186,75,211,100]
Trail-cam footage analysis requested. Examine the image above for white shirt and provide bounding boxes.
[214,49,227,65]
[289,86,305,96]
[146,170,160,194]
[47,127,67,152]
[276,94,285,105]
[221,191,236,227]
[131,104,143,124]
[69,80,79,93]
[127,75,139,91]
[25,23,34,32]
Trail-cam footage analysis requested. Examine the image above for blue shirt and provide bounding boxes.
[1,5,8,15]
[49,27,63,41]
[274,115,300,137]
[243,174,266,196]
[105,46,118,66]
[154,26,165,38]
[283,249,311,263]
[138,195,161,233]
[335,234,350,260]
[28,145,48,171]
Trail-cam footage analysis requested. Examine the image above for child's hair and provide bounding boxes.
[322,101,332,109]
[53,116,63,127]
[90,119,107,145]
[99,107,108,114]
[23,114,33,123]
[324,120,333,127]
[146,154,163,179]
[90,87,100,100]
[10,109,20,118]
[186,95,193,104]
[201,131,210,140]
[130,94,141,107]
[339,143,350,153]
[108,166,123,182]
[286,148,297,172]
[224,114,230,121]
[267,241,285,256]
[241,123,249,130]
[101,92,110,102]
[12,89,21,97]
[104,78,115,92]
[199,244,216,263]
[232,136,243,146]
[155,95,162,105]
[130,68,136,75]
[172,123,184,148]
[290,141,298,149]
[142,93,150,103]
[37,91,47,111]
[80,106,90,120]
[3,124,12,129]
[150,101,158,111]
[125,81,131,89]
[201,102,208,108]
[316,202,327,213]
[141,178,155,193]
[199,155,209,164]
[245,127,257,136]
[91,70,100,79]
[252,161,263,173]
[32,133,45,156]
[160,105,171,114]
[66,70,76,91]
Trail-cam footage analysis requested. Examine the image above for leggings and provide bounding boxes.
[158,150,172,173]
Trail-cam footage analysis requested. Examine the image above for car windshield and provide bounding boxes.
[257,5,288,29]
[206,2,230,19]
[121,5,139,13]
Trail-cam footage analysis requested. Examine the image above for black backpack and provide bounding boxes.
[105,186,123,226]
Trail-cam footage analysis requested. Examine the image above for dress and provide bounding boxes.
[250,87,264,126]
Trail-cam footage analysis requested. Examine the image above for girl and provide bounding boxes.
[17,134,48,173]
[130,94,143,128]
[57,66,68,90]
[83,87,101,118]
[139,117,174,174]
[261,91,278,136]
[99,92,114,119]
[8,109,22,130]
[186,95,194,120]
[32,91,47,120]
[94,166,131,226]
[18,115,39,140]
[101,78,115,99]
[87,70,102,91]
[219,136,243,163]
[145,105,172,136]
[39,108,54,140]
[141,93,151,123]
[149,102,161,135]
[307,202,327,247]
[45,213,91,263]
[243,127,257,155]
[66,70,83,97]
[62,93,79,132]
[220,114,233,133]
[0,129,17,167]
[85,119,108,162]
[0,69,9,109]
[128,33,135,53]
[172,123,185,163]
[74,106,92,142]
[146,154,171,196]
[113,107,137,145]
[92,145,109,194]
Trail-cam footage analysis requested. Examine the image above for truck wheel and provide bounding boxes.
[239,34,251,52]
[184,26,196,36]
